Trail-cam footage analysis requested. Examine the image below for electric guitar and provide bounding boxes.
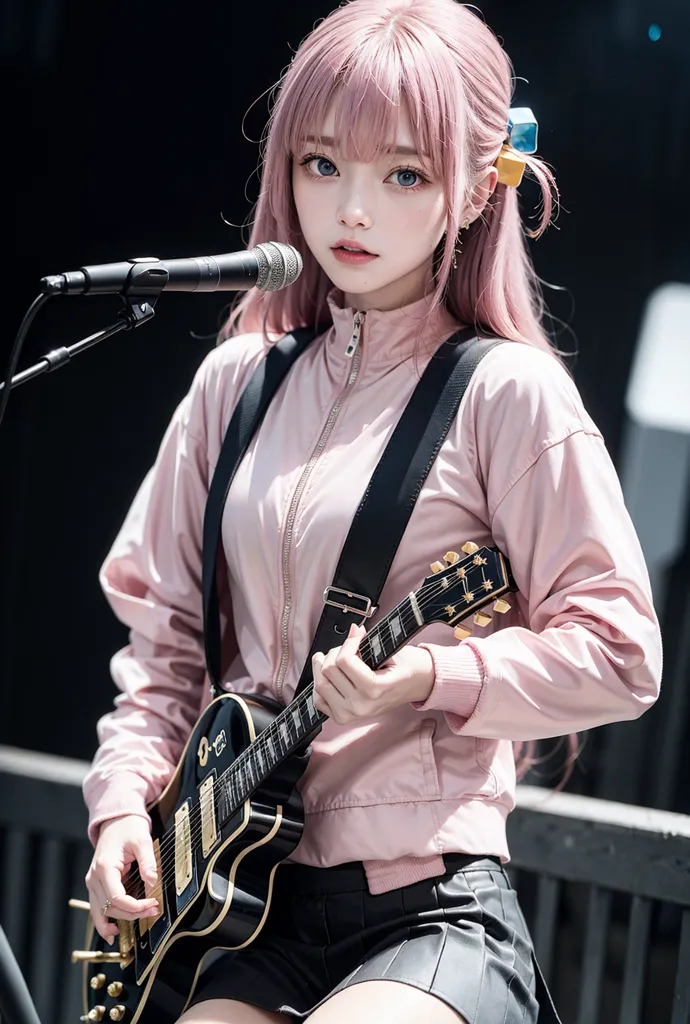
[70,542,515,1024]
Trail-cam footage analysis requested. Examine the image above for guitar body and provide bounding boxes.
[74,543,516,1024]
[81,693,309,1024]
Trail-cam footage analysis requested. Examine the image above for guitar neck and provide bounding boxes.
[216,593,422,826]
[215,543,514,827]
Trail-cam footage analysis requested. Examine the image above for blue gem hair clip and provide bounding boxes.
[495,107,538,187]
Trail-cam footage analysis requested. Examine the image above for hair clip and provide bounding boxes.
[495,107,538,188]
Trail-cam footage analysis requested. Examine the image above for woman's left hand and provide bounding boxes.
[312,623,435,725]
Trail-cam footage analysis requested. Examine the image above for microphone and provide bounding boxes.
[40,241,303,296]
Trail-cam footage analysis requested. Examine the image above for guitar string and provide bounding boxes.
[122,560,501,903]
[122,559,502,902]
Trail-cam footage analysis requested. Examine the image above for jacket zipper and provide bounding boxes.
[274,310,367,703]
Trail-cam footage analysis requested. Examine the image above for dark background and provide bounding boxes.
[2,0,689,809]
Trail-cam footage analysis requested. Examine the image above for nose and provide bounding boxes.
[336,182,373,231]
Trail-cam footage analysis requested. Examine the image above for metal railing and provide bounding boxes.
[1,745,689,1024]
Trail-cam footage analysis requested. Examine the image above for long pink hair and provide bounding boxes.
[224,0,578,781]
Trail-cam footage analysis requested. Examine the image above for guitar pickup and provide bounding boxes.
[199,775,219,857]
[174,802,194,896]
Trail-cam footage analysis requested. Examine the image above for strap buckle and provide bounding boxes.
[322,586,377,619]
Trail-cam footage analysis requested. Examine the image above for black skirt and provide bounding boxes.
[189,854,562,1023]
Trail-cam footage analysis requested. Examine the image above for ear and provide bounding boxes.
[468,168,498,221]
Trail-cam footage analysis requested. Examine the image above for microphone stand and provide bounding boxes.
[0,297,156,396]
[0,926,41,1024]
[0,292,158,1024]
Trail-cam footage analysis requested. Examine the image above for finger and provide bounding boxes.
[321,662,356,697]
[132,836,159,887]
[99,862,158,918]
[338,623,367,659]
[87,884,120,944]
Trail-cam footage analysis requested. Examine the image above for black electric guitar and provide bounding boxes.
[71,542,515,1024]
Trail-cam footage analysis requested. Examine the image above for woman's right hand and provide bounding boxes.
[85,814,161,943]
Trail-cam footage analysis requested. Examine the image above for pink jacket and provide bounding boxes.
[83,286,662,895]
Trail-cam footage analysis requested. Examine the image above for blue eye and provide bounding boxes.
[299,154,429,193]
[393,168,419,189]
[311,156,335,177]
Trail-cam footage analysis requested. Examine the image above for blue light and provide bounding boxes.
[648,24,662,41]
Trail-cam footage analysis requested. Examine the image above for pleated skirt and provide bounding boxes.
[189,854,561,1023]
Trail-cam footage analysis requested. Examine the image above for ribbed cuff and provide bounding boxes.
[364,854,446,895]
[411,642,485,721]
[84,770,152,846]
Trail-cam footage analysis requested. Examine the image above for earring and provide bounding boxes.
[452,219,472,270]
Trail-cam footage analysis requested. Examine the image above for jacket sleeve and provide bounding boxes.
[82,354,236,845]
[413,345,662,740]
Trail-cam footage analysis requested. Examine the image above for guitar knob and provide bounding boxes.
[493,598,511,614]
[90,974,106,991]
[453,625,472,641]
[107,982,123,998]
[443,551,459,565]
[88,1008,106,1022]
[109,1007,126,1022]
[473,611,492,628]
[461,541,479,555]
[430,561,445,574]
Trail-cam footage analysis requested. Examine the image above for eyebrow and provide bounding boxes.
[302,134,423,158]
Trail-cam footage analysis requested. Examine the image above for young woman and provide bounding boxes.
[82,1,662,1022]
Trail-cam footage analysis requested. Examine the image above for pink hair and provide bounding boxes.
[224,0,577,781]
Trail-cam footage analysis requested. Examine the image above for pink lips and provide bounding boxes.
[331,239,379,265]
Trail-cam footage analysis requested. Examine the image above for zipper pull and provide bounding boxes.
[345,311,366,358]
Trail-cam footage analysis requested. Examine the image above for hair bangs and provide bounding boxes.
[284,27,450,181]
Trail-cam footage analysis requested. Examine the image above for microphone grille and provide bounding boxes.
[251,242,303,291]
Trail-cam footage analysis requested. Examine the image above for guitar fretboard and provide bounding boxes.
[216,594,419,824]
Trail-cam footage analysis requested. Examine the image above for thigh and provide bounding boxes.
[305,980,468,1024]
[178,998,288,1024]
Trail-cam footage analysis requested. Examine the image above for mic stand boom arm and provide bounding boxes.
[0,296,156,397]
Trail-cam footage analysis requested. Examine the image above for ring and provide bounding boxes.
[101,899,112,916]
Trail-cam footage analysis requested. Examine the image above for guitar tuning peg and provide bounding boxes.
[473,611,492,628]
[443,551,460,565]
[454,625,472,641]
[461,541,479,555]
[430,561,445,574]
[493,598,511,614]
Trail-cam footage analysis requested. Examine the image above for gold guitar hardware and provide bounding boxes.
[68,899,91,912]
[473,611,492,628]
[90,974,106,990]
[461,541,479,555]
[493,598,511,614]
[107,982,124,998]
[454,625,472,641]
[71,951,125,965]
[429,561,445,573]
[87,1007,106,1022]
[443,551,459,564]
[109,1006,126,1021]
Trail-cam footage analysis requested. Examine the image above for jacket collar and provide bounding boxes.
[325,286,465,369]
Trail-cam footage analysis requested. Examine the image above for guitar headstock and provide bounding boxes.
[417,542,516,640]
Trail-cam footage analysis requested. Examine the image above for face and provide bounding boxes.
[291,100,448,312]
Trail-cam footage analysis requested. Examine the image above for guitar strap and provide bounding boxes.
[202,322,505,700]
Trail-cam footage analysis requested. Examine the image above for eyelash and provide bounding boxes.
[298,153,430,193]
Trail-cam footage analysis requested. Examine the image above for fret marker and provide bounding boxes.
[390,614,403,642]
[371,633,383,660]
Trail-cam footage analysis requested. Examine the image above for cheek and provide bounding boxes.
[292,171,328,237]
[394,192,447,250]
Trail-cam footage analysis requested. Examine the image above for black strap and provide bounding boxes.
[202,323,505,698]
[202,325,325,693]
[293,332,503,697]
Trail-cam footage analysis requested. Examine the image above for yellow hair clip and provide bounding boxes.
[496,144,527,188]
[495,107,538,187]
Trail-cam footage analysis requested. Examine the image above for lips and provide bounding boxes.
[332,239,376,255]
